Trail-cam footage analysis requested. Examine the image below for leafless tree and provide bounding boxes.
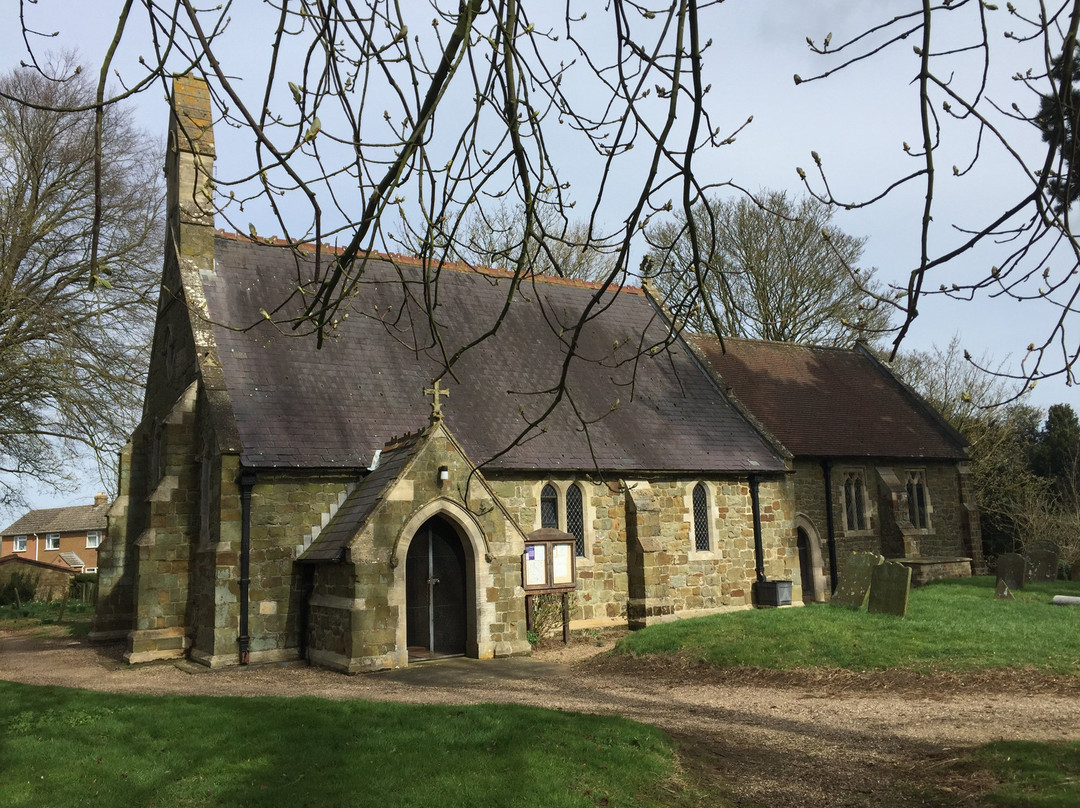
[796,0,1080,395]
[646,190,891,346]
[5,0,1078,407]
[394,198,615,283]
[889,337,1030,432]
[892,338,1075,561]
[0,56,161,506]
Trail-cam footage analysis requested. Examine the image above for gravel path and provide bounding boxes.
[3,627,1078,806]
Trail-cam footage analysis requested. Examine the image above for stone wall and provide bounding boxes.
[791,456,978,592]
[190,467,356,668]
[125,383,201,663]
[490,473,798,628]
[91,443,137,640]
[0,558,75,601]
[308,426,533,672]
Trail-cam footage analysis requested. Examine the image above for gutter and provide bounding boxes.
[822,459,839,593]
[237,468,258,665]
[749,474,766,583]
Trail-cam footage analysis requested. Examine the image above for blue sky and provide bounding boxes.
[2,1,1076,510]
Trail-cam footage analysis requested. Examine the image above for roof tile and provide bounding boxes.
[690,336,967,460]
[202,238,787,474]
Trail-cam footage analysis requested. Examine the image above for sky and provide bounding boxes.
[2,0,1077,512]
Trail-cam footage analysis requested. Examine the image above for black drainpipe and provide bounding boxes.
[822,459,839,593]
[749,474,766,583]
[237,468,258,665]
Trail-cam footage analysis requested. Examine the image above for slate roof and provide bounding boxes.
[298,433,422,563]
[0,503,108,536]
[200,236,786,474]
[689,336,968,460]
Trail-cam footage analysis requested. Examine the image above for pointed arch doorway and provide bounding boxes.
[794,514,828,604]
[405,516,468,660]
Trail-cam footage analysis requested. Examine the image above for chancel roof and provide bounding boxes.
[689,336,968,460]
[200,236,786,474]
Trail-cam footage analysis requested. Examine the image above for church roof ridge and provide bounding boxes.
[211,229,643,295]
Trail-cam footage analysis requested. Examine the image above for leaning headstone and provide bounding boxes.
[994,579,1014,600]
[1026,548,1060,583]
[831,552,884,609]
[996,553,1026,591]
[868,561,912,617]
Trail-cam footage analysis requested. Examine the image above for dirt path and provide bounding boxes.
[3,628,1078,806]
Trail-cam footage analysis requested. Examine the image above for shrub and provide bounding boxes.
[529,592,577,641]
[0,571,39,606]
[69,572,98,602]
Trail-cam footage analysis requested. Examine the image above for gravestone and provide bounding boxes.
[1026,548,1060,583]
[996,553,1026,591]
[868,561,912,617]
[1052,595,1080,606]
[831,551,884,609]
[994,579,1014,600]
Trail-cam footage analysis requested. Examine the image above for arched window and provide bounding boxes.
[566,483,585,557]
[539,482,589,558]
[842,471,867,531]
[692,483,711,552]
[906,470,930,529]
[540,484,559,530]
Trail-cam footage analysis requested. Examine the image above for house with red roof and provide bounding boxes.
[0,493,109,573]
[689,336,983,601]
[91,76,802,670]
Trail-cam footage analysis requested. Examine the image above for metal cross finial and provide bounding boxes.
[424,379,450,420]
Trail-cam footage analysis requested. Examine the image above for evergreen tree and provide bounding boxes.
[1035,47,1080,210]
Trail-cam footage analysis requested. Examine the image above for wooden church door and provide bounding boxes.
[405,517,467,660]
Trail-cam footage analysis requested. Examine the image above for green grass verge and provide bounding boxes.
[614,577,1080,673]
[0,600,93,637]
[0,682,704,808]
[965,741,1080,807]
[946,743,1080,803]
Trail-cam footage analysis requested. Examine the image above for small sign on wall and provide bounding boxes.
[522,528,577,592]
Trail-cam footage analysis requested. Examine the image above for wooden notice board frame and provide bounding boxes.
[522,528,577,592]
[522,528,578,644]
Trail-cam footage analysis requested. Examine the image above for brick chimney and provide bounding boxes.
[94,492,108,507]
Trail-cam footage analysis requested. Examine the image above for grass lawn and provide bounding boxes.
[614,577,1080,673]
[966,740,1080,808]
[0,600,93,638]
[0,681,703,808]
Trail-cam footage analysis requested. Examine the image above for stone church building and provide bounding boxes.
[691,337,982,600]
[90,76,802,671]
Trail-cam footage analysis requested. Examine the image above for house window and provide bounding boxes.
[45,533,60,551]
[13,535,26,552]
[906,470,931,529]
[842,471,868,532]
[86,531,102,549]
[539,482,588,557]
[692,483,711,552]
